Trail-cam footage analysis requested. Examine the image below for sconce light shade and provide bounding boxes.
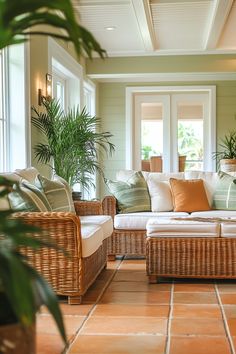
[38,73,52,105]
[46,73,52,100]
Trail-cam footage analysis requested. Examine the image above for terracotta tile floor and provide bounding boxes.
[36,257,236,354]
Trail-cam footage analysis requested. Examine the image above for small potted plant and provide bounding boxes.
[0,176,66,353]
[213,131,236,171]
[32,98,115,198]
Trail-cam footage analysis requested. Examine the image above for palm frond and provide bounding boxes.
[0,0,106,59]
[32,99,115,190]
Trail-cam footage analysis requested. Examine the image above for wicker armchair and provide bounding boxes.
[18,200,107,304]
[102,196,146,259]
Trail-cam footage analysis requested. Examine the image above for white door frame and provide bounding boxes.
[126,85,216,171]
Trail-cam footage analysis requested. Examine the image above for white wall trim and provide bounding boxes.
[126,85,216,171]
[24,41,31,167]
[48,38,83,108]
[89,71,236,82]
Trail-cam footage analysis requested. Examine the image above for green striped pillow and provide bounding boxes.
[106,171,151,213]
[38,175,75,213]
[213,171,236,210]
[8,179,51,212]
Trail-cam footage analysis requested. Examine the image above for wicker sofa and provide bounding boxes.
[102,169,236,261]
[1,168,113,304]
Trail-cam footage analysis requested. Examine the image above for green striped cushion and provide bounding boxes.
[38,175,75,213]
[8,179,51,212]
[106,171,151,213]
[213,171,236,210]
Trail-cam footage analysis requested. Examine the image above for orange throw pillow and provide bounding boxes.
[169,178,210,212]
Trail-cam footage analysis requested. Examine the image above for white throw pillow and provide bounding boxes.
[146,177,173,212]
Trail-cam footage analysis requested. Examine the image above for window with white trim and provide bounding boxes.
[0,44,29,172]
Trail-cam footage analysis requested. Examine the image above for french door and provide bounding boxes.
[130,87,216,172]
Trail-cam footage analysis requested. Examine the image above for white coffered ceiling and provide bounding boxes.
[73,0,236,57]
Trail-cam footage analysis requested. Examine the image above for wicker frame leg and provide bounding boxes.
[108,254,116,261]
[148,275,158,284]
[68,296,82,305]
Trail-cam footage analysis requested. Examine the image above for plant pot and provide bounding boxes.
[0,322,36,354]
[220,159,236,172]
[72,191,82,201]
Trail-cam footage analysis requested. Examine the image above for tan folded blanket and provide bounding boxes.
[172,217,236,223]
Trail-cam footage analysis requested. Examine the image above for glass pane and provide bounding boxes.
[56,81,64,109]
[141,103,163,162]
[178,118,203,171]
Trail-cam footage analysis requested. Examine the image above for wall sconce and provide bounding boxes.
[38,73,52,105]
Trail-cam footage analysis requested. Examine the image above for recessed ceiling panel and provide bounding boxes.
[75,1,145,55]
[150,0,212,50]
[218,0,236,49]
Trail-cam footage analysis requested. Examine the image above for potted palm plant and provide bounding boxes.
[213,131,236,171]
[32,98,115,196]
[0,176,66,353]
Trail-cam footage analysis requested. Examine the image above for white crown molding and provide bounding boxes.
[102,48,236,57]
[88,71,236,82]
[204,0,234,50]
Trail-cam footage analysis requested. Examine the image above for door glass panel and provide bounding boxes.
[141,103,163,161]
[177,103,204,171]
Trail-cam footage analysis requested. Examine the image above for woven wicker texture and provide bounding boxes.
[74,200,103,215]
[16,200,107,303]
[103,196,147,256]
[146,237,236,278]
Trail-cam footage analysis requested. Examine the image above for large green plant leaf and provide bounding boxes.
[28,266,67,343]
[0,249,35,326]
[0,0,106,59]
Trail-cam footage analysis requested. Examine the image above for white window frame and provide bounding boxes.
[0,43,30,172]
[48,38,83,110]
[83,79,96,116]
[126,85,216,172]
[83,79,96,199]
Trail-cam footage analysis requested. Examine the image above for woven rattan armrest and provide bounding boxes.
[74,200,103,216]
[102,196,117,220]
[14,211,82,257]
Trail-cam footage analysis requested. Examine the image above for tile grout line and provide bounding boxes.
[165,281,174,354]
[215,283,235,354]
[64,257,124,353]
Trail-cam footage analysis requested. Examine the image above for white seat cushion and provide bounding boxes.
[114,212,189,230]
[80,215,113,240]
[191,210,236,218]
[81,224,103,257]
[220,222,236,238]
[146,217,220,238]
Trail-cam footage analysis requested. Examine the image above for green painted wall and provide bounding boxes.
[87,55,236,75]
[98,81,236,198]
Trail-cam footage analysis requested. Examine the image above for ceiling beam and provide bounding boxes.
[204,0,233,50]
[131,0,157,51]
